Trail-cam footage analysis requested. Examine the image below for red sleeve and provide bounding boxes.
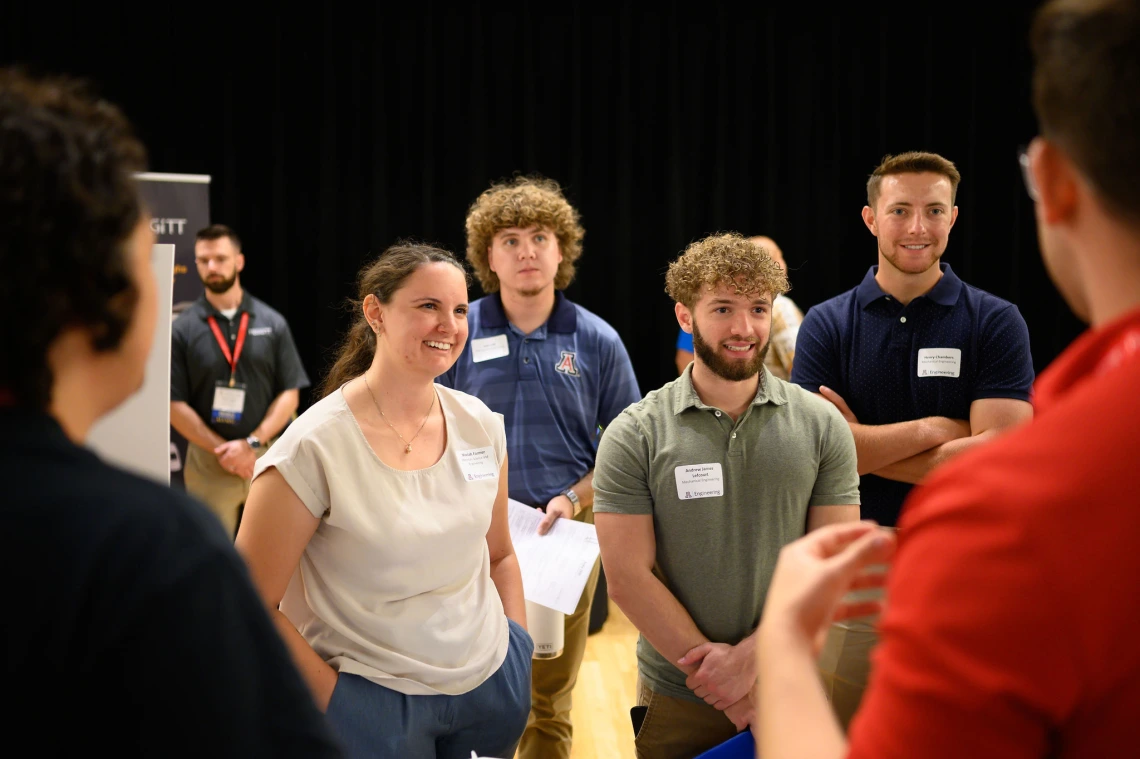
[846,471,1078,759]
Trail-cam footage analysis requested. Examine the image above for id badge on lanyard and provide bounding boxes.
[208,312,250,425]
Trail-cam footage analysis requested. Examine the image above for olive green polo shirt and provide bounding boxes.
[593,365,859,702]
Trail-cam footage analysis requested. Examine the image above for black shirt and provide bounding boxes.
[171,291,310,439]
[1,409,341,757]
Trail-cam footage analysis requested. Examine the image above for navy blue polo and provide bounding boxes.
[791,264,1034,526]
[437,292,641,507]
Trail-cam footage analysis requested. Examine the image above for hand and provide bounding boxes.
[723,693,755,731]
[537,495,575,535]
[678,641,755,709]
[760,521,896,658]
[819,386,858,424]
[214,439,256,480]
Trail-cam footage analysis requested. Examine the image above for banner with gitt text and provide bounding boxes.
[137,172,210,490]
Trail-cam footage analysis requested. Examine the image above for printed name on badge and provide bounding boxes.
[917,348,962,378]
[211,385,246,424]
[458,446,498,482]
[471,334,510,363]
[674,463,725,500]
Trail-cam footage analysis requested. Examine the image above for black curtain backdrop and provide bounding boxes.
[4,4,1084,406]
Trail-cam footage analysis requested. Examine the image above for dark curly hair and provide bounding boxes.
[665,232,789,308]
[0,69,148,410]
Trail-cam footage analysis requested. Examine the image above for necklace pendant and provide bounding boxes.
[405,444,412,453]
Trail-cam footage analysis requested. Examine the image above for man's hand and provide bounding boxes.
[214,439,256,480]
[537,494,575,535]
[760,522,896,657]
[678,641,755,709]
[819,386,858,424]
[723,693,755,731]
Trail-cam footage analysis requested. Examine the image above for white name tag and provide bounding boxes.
[471,334,510,363]
[248,327,273,336]
[675,463,724,500]
[211,384,246,424]
[917,348,962,378]
[458,447,498,482]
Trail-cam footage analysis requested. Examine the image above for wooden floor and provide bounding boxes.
[568,600,641,759]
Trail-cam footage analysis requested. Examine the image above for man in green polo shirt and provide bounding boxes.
[594,232,860,759]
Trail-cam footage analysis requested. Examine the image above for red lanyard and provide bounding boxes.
[207,312,250,387]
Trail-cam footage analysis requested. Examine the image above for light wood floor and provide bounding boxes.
[568,600,640,759]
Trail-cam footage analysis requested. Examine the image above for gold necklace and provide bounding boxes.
[363,374,436,453]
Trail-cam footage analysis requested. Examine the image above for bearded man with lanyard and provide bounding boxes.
[170,224,310,538]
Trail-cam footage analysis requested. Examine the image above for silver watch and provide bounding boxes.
[562,488,580,516]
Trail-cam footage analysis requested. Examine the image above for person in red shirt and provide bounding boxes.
[753,1,1140,757]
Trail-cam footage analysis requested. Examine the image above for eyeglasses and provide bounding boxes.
[1018,146,1040,202]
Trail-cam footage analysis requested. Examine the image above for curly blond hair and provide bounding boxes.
[465,176,585,292]
[665,232,790,308]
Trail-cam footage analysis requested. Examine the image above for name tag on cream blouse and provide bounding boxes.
[459,447,498,482]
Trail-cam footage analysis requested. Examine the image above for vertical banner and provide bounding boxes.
[136,172,211,489]
[87,244,175,484]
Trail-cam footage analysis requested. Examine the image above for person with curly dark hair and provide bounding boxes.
[675,236,805,380]
[0,69,341,757]
[438,176,641,759]
[592,232,859,759]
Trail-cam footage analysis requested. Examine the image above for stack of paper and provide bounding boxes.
[507,499,601,615]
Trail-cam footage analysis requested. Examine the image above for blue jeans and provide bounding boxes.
[326,618,534,759]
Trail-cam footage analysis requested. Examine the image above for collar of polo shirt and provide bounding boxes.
[672,364,789,416]
[855,263,964,310]
[480,291,577,334]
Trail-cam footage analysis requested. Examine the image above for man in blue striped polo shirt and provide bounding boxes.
[438,176,640,759]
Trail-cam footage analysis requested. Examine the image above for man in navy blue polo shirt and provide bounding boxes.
[791,151,1035,725]
[438,176,640,759]
[793,152,1034,528]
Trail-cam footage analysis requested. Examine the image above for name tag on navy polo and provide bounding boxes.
[917,348,962,377]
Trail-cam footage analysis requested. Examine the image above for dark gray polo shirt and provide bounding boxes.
[171,292,310,440]
[594,365,860,702]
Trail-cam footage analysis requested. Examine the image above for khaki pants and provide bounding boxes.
[818,617,880,730]
[516,509,603,759]
[184,441,270,539]
[634,678,739,759]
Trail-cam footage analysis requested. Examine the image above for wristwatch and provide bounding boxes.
[562,488,581,517]
[245,435,262,450]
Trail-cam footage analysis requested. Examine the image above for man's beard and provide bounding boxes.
[692,322,769,382]
[202,271,237,294]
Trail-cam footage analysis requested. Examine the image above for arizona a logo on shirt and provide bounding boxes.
[555,350,580,377]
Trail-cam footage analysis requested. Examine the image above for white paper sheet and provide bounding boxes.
[508,498,601,615]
